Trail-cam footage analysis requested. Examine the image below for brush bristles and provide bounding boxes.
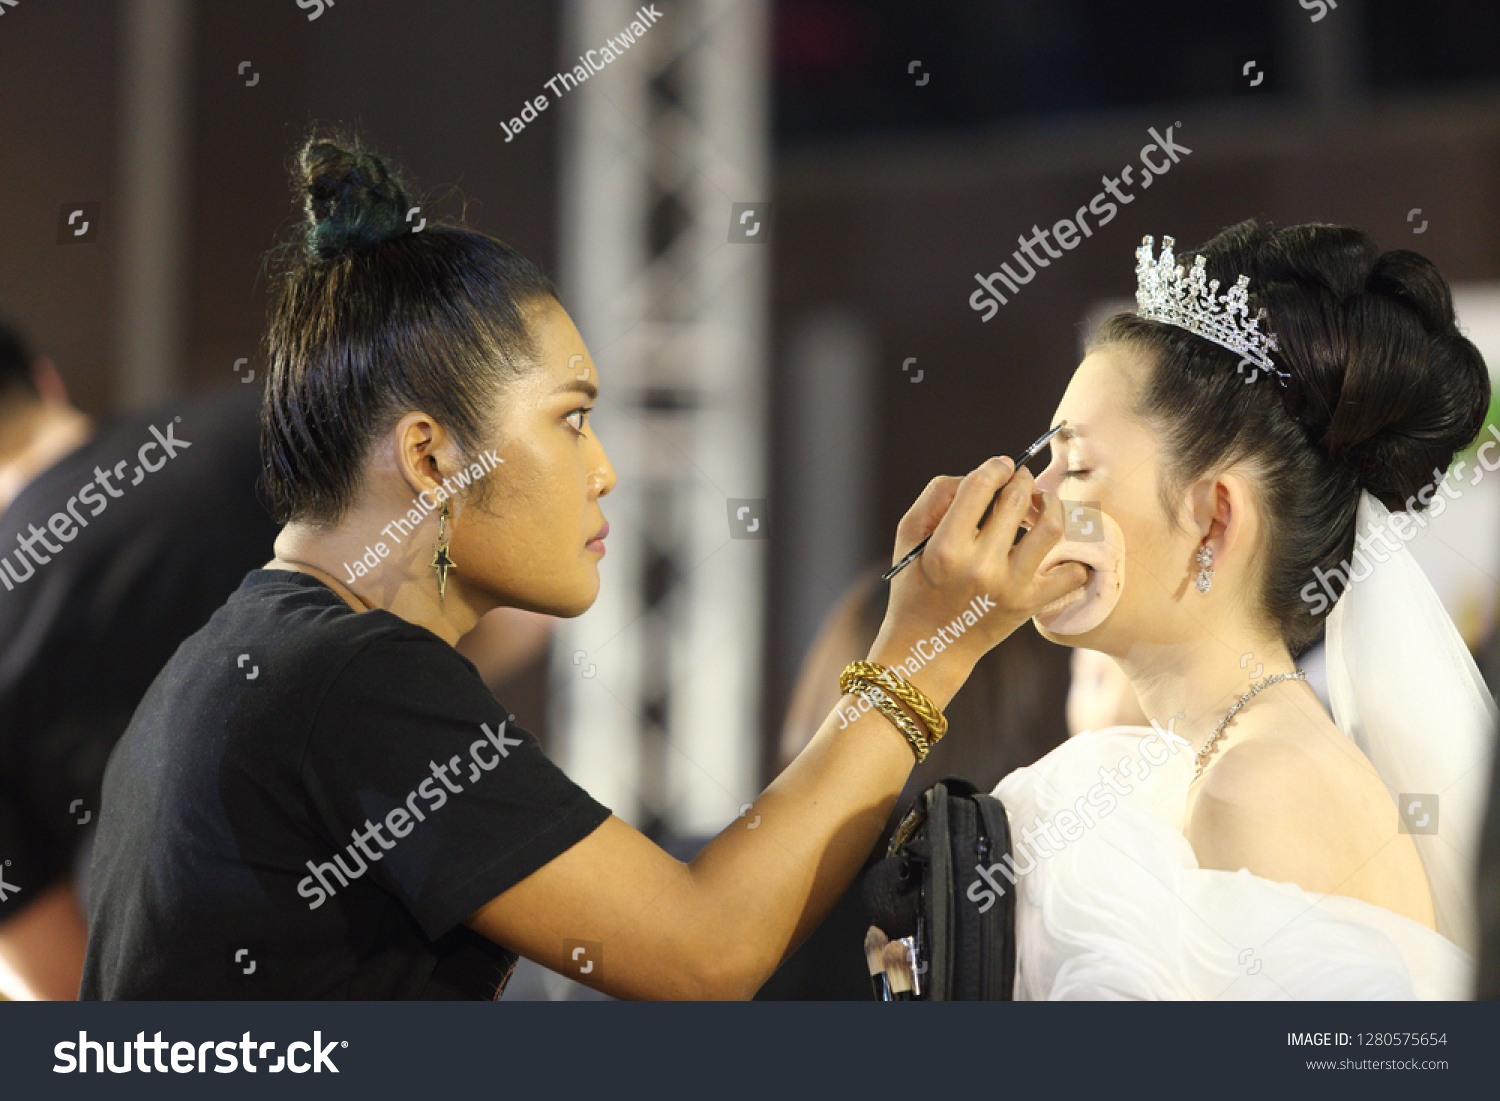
[883,941,913,996]
[864,926,889,976]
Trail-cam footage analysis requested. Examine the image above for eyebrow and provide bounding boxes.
[553,379,598,399]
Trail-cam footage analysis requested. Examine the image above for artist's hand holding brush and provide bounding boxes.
[866,456,1089,710]
[467,457,1087,1001]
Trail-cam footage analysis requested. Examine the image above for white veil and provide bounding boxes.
[1325,489,1499,961]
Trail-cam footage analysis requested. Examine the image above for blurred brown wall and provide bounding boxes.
[0,0,561,412]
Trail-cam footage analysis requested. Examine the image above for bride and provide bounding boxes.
[989,221,1497,999]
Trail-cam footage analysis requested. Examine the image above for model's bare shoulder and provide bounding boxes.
[1185,729,1435,928]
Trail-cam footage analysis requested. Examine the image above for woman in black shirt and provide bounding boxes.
[80,134,1086,999]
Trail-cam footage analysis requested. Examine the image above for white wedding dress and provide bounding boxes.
[993,725,1471,999]
[991,492,1496,1000]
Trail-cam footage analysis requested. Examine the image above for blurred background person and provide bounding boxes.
[0,308,277,998]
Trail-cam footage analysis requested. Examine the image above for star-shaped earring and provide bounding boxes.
[432,502,456,601]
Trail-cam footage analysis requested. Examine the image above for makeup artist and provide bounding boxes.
[79,135,1086,1000]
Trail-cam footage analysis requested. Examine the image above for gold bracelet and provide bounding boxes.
[846,676,932,763]
[839,660,948,742]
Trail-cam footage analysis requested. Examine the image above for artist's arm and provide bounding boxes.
[0,878,88,1000]
[468,460,1086,999]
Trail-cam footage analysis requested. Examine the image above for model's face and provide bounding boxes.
[450,298,615,618]
[1029,344,1201,652]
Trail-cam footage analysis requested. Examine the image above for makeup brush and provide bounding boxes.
[865,926,892,1000]
[883,940,913,1001]
[883,420,1069,581]
[898,935,922,998]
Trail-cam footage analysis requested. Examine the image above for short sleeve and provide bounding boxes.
[300,630,611,942]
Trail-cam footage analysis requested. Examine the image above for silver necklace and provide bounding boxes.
[1194,670,1307,779]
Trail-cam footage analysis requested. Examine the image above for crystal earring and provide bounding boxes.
[432,501,456,601]
[1195,544,1214,594]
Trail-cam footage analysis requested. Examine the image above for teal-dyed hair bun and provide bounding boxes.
[298,138,413,261]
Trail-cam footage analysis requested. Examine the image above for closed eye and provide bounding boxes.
[1061,469,1091,478]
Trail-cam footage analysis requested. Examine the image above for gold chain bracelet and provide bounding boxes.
[839,660,948,741]
[845,676,933,762]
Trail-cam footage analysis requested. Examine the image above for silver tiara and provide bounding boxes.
[1135,235,1285,385]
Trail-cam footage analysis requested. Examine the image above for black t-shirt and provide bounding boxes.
[0,386,278,918]
[80,570,611,1000]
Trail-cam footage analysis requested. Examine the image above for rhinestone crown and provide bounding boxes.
[1135,235,1285,384]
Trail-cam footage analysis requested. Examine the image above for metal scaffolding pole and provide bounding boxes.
[116,0,192,404]
[552,0,770,836]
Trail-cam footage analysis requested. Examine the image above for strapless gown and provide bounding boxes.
[990,726,1471,999]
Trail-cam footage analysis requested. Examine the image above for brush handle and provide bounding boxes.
[899,936,921,998]
[881,534,931,581]
[882,424,1063,582]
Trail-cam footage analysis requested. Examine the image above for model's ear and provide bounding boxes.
[1186,470,1254,575]
[31,357,71,406]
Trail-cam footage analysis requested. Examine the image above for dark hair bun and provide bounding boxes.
[297,137,413,261]
[1116,219,1491,654]
[1201,223,1491,510]
[264,131,556,526]
[1342,250,1489,507]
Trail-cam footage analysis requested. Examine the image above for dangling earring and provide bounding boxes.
[432,501,456,601]
[1195,544,1214,594]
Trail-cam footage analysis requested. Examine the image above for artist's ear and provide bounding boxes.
[380,410,464,502]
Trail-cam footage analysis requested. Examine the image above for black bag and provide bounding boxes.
[861,777,1016,999]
